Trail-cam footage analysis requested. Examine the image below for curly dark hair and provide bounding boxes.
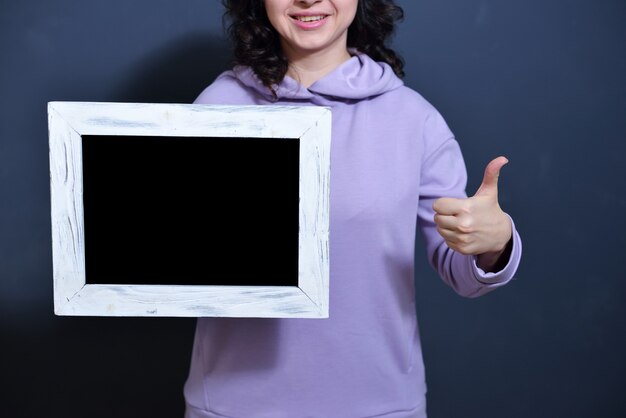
[221,0,404,92]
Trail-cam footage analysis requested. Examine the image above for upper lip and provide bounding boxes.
[289,12,331,18]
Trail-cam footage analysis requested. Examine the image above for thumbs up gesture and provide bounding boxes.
[433,156,513,271]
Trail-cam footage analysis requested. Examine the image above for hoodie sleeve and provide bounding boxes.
[416,110,522,298]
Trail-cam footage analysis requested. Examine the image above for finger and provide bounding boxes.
[433,197,467,216]
[433,213,459,230]
[474,156,508,197]
[436,227,469,249]
[436,226,458,243]
[436,227,475,254]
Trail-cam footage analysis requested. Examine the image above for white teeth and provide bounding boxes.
[297,15,325,22]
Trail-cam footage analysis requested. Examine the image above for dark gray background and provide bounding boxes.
[1,0,624,417]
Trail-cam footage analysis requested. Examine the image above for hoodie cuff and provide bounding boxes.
[471,215,522,285]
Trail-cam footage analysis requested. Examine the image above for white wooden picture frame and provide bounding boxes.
[48,102,331,318]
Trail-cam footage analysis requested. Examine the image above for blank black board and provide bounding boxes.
[81,135,300,286]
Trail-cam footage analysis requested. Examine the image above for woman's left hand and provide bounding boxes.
[432,156,513,272]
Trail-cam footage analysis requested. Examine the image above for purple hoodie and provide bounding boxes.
[184,53,522,418]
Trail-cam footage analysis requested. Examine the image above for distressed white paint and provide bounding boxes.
[62,286,322,318]
[48,102,331,318]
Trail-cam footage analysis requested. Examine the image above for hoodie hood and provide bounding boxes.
[232,52,404,102]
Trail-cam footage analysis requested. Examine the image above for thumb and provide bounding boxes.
[474,156,508,197]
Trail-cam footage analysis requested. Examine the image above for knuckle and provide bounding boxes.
[455,241,474,255]
[459,201,473,215]
[458,234,471,245]
[459,198,477,215]
[457,221,473,234]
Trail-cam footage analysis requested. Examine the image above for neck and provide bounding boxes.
[282,41,352,88]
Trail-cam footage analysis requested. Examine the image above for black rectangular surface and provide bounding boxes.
[81,135,300,286]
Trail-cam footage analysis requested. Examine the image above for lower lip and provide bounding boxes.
[291,16,329,30]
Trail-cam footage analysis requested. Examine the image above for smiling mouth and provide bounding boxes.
[291,15,329,23]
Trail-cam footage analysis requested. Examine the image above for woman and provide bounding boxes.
[184,1,522,417]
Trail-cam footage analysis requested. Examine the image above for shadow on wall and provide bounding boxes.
[0,33,234,417]
[112,31,232,103]
[5,32,233,315]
